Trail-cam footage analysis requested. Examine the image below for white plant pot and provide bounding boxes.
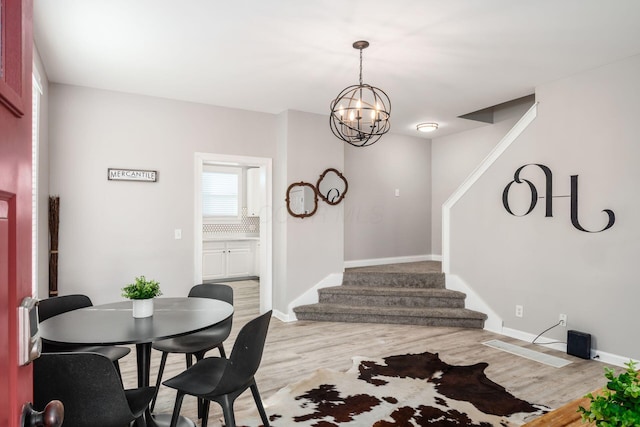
[132,298,154,318]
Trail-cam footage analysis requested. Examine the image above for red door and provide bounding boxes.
[0,0,34,425]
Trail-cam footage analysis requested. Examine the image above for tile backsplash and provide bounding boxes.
[203,208,260,236]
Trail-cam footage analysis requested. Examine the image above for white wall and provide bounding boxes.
[344,134,432,262]
[431,98,534,255]
[283,110,344,306]
[272,111,288,310]
[446,54,640,360]
[47,85,348,317]
[48,84,278,305]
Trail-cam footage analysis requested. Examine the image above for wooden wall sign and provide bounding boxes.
[108,168,158,182]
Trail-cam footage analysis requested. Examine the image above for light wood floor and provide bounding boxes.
[119,280,614,426]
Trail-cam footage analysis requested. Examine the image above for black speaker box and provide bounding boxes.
[567,330,591,359]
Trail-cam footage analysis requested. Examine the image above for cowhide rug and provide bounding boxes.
[236,352,549,427]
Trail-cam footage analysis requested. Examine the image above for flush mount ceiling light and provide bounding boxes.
[417,122,439,133]
[329,40,391,147]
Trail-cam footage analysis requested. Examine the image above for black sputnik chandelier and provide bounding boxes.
[329,40,391,147]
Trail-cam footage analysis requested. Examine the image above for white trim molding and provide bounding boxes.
[442,103,538,273]
[277,273,344,322]
[446,274,502,333]
[194,152,273,314]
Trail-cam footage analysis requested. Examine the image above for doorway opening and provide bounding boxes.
[194,153,272,313]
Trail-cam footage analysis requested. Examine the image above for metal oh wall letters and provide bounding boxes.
[502,164,615,233]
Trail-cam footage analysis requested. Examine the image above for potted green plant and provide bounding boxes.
[121,276,162,318]
[579,360,640,426]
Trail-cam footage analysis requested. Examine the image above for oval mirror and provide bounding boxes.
[317,168,348,205]
[286,182,318,218]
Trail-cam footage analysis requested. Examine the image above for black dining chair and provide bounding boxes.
[38,294,131,377]
[33,352,156,427]
[163,310,272,427]
[151,283,234,412]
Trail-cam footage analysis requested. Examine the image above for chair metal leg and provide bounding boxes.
[218,343,226,358]
[219,394,236,427]
[201,400,211,427]
[250,382,270,427]
[193,351,206,420]
[169,391,186,427]
[151,351,169,412]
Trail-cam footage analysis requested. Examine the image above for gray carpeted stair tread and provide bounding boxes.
[319,286,465,298]
[295,304,487,319]
[294,304,486,328]
[342,271,446,288]
[318,286,466,308]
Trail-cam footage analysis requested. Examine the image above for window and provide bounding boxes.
[202,166,242,221]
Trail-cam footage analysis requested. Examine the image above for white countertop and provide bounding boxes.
[203,235,259,241]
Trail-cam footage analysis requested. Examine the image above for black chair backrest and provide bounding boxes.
[33,352,136,426]
[38,294,92,322]
[213,310,272,395]
[188,283,233,305]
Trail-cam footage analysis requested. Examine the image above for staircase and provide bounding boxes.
[293,262,487,328]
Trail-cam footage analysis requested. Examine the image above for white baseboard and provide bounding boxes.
[281,273,344,322]
[272,309,292,323]
[344,254,439,269]
[442,276,637,367]
[501,327,637,368]
[589,349,639,368]
[445,274,503,333]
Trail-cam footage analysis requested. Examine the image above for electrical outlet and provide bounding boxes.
[515,305,523,318]
[559,313,567,326]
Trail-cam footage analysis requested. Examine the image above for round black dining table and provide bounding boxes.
[38,297,234,427]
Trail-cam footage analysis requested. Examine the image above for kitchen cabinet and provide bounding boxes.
[202,241,226,280]
[203,240,257,280]
[246,168,262,217]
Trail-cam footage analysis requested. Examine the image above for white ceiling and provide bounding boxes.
[33,0,640,138]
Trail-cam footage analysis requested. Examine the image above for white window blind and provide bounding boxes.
[202,168,241,218]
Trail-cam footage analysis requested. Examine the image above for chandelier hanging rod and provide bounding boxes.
[353,40,369,85]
